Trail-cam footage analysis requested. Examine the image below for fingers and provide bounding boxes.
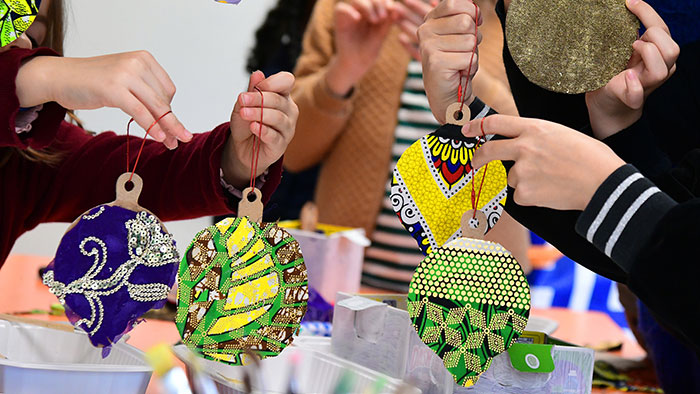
[349,0,389,23]
[397,18,419,45]
[639,26,680,70]
[239,107,294,134]
[425,33,478,53]
[140,51,177,102]
[471,139,519,169]
[249,122,288,147]
[422,12,479,36]
[424,51,478,74]
[238,90,290,110]
[254,71,295,96]
[371,0,390,20]
[127,80,189,145]
[626,0,669,34]
[335,1,363,27]
[463,114,534,138]
[396,0,432,24]
[399,33,422,60]
[427,0,481,25]
[632,39,671,85]
[248,70,266,92]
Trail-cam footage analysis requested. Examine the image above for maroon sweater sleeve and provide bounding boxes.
[0,47,67,149]
[29,121,283,224]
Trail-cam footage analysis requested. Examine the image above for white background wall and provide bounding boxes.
[10,0,277,256]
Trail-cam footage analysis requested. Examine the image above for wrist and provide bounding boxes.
[221,132,252,190]
[589,109,642,140]
[578,151,626,210]
[325,56,363,97]
[586,93,643,140]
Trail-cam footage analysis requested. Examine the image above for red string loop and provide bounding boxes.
[249,87,264,192]
[470,118,489,219]
[126,111,173,182]
[458,1,479,113]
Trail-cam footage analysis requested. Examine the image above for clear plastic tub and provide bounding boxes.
[174,337,419,394]
[0,319,152,394]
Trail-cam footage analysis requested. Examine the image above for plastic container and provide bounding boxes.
[174,337,418,394]
[0,319,152,394]
[278,221,370,303]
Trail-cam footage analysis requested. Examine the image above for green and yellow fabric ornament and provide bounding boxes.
[177,189,308,365]
[407,211,531,387]
[1,0,40,47]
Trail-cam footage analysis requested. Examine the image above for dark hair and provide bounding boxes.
[246,0,317,74]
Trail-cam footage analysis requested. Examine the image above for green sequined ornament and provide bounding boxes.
[1,0,40,47]
[176,217,308,365]
[407,234,531,387]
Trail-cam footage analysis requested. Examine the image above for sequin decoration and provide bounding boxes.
[1,0,40,47]
[43,205,179,349]
[391,124,508,255]
[506,0,639,94]
[177,217,308,365]
[407,237,530,387]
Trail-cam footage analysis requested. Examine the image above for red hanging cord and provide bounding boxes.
[249,87,264,192]
[458,1,479,113]
[457,2,486,220]
[126,111,173,182]
[470,118,489,219]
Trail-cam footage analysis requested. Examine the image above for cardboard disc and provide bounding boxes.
[506,0,639,94]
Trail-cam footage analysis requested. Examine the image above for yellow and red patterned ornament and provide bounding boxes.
[391,105,508,255]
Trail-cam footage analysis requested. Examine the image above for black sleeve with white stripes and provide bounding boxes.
[575,164,677,272]
[468,97,497,121]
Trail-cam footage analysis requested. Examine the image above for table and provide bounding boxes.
[1,255,648,393]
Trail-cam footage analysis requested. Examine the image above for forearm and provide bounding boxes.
[15,56,57,107]
[576,163,700,351]
[44,123,281,223]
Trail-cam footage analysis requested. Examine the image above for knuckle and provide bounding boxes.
[166,84,176,99]
[457,14,471,32]
[670,42,680,59]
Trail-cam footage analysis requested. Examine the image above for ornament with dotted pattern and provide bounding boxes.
[407,211,531,387]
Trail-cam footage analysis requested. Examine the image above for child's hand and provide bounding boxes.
[585,0,679,139]
[17,51,192,149]
[222,71,298,189]
[418,0,482,123]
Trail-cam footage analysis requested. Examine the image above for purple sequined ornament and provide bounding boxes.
[43,174,178,352]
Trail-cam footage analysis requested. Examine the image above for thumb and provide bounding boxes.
[622,70,644,109]
[234,70,266,113]
[248,70,266,92]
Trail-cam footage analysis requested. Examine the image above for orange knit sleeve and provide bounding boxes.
[286,0,355,172]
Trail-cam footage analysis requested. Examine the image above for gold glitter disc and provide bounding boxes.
[506,0,639,94]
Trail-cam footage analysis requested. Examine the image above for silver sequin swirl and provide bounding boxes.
[43,211,179,335]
